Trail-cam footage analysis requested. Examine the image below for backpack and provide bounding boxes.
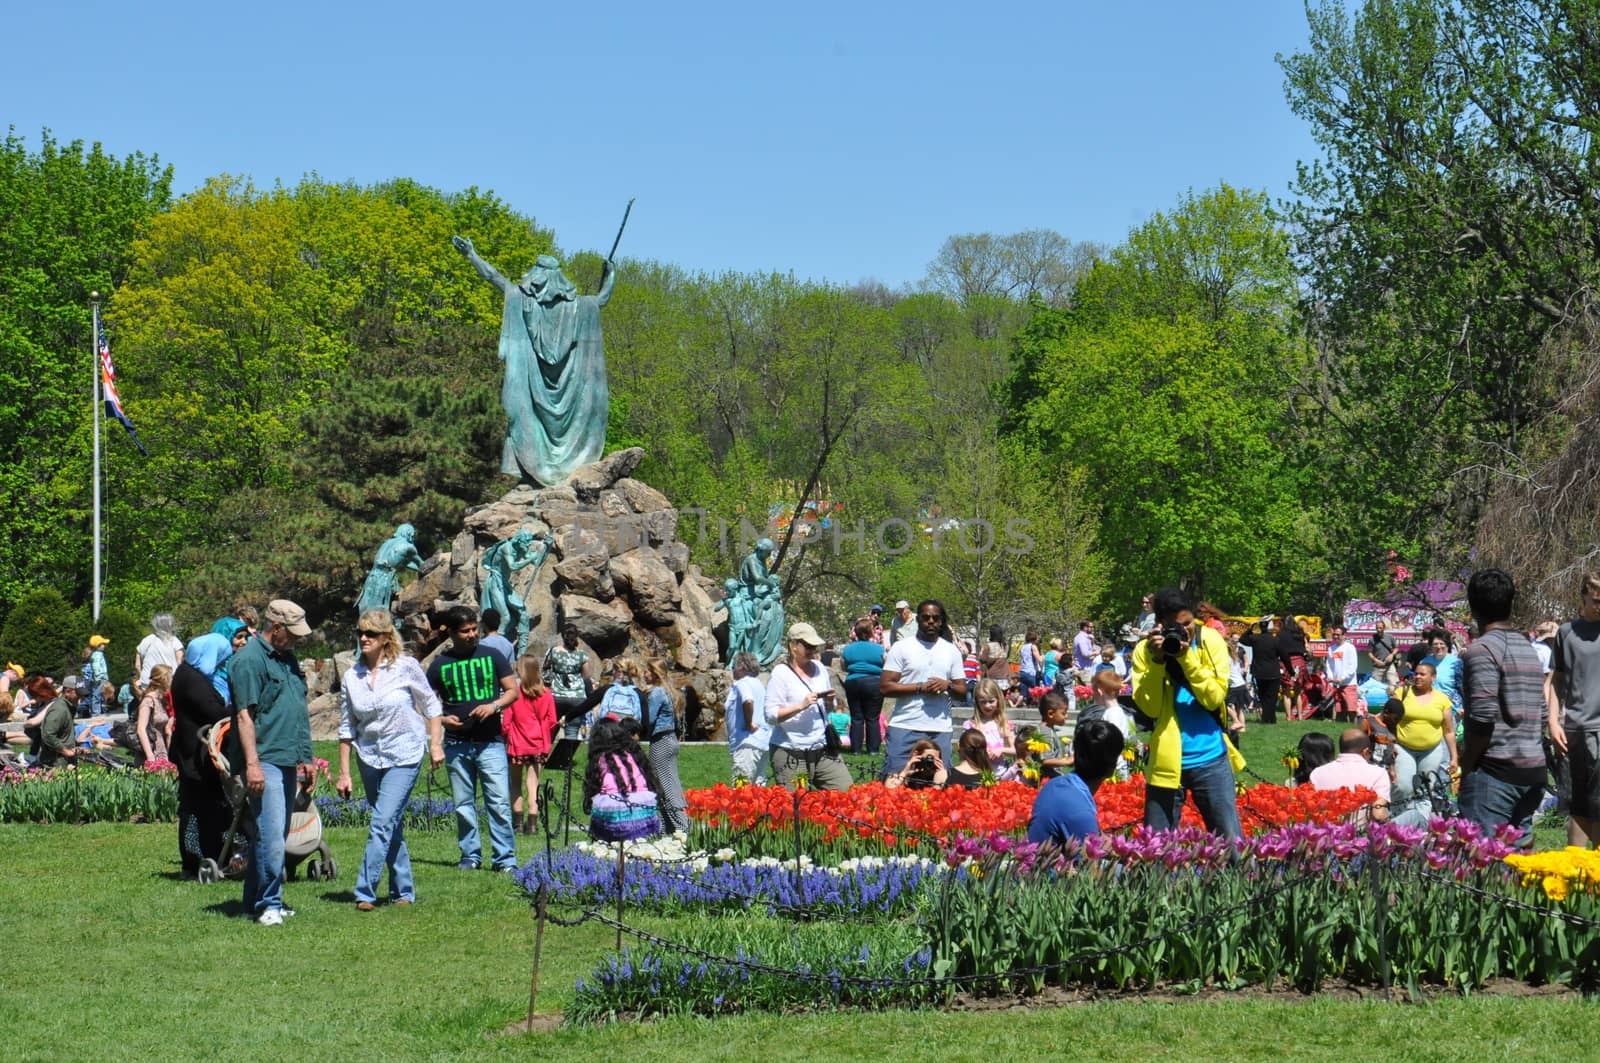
[599,683,641,721]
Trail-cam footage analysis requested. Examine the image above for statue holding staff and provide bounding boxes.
[452,201,631,486]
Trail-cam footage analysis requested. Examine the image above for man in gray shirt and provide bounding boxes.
[1458,569,1547,845]
[1548,571,1600,847]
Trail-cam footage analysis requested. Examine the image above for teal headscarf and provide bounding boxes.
[207,619,248,697]
[211,617,247,642]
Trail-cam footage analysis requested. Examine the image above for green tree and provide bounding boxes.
[170,318,505,629]
[1008,187,1318,614]
[0,130,171,611]
[1280,0,1600,592]
[104,176,553,617]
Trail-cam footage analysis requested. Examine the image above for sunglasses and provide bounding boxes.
[917,613,944,622]
[357,629,385,638]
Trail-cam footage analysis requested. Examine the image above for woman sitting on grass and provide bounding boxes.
[583,716,662,842]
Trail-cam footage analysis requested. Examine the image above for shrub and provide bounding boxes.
[0,587,87,679]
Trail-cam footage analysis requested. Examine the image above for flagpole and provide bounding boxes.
[91,292,102,624]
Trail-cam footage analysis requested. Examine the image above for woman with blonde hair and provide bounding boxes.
[335,609,444,910]
[504,652,557,834]
[135,664,173,763]
[640,657,688,833]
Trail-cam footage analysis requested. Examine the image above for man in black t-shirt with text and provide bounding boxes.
[426,605,518,872]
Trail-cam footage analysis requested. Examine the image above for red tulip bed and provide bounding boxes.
[684,778,1373,859]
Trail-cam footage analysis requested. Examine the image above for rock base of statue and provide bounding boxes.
[389,447,729,736]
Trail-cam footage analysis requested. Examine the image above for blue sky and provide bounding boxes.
[3,1,1320,287]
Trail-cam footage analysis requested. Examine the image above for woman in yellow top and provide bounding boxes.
[1390,661,1459,826]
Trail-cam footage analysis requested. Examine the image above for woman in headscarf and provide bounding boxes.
[171,632,236,878]
[210,617,250,691]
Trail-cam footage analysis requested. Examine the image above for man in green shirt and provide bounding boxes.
[229,599,315,926]
[36,678,85,767]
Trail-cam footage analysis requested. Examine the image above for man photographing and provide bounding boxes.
[1131,587,1244,839]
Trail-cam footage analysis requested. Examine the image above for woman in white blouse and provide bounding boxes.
[764,622,853,791]
[336,610,444,910]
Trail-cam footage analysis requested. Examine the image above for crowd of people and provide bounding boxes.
[717,568,1594,850]
[1,598,689,926]
[7,563,1597,921]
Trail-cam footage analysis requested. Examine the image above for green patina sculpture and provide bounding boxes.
[722,577,751,661]
[356,523,422,617]
[728,538,785,666]
[481,528,550,656]
[452,236,615,486]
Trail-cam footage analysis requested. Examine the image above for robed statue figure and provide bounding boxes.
[728,538,786,667]
[452,236,615,485]
[481,528,551,657]
[357,523,422,617]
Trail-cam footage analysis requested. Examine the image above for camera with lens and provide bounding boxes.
[1160,623,1190,657]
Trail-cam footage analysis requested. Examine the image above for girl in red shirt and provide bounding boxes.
[505,655,557,835]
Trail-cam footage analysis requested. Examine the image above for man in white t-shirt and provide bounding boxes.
[878,599,967,776]
[1324,624,1362,720]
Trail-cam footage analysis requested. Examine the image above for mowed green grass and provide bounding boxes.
[3,733,1588,1060]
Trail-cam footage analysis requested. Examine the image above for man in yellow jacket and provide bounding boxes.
[1131,587,1246,839]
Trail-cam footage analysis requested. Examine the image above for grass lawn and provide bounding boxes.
[3,728,1588,1059]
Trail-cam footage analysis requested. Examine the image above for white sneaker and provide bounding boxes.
[257,908,284,927]
[279,907,296,918]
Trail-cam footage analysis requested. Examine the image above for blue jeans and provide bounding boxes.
[1391,740,1449,828]
[244,762,297,914]
[1458,769,1543,848]
[445,738,516,870]
[1144,753,1242,840]
[882,726,952,779]
[356,759,420,903]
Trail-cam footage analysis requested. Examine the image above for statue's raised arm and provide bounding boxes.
[451,235,511,294]
[597,258,617,307]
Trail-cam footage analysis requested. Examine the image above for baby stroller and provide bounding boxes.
[196,720,336,884]
[284,769,336,882]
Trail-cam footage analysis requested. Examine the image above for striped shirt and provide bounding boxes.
[1460,629,1547,785]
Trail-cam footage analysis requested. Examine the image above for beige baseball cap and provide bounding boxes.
[786,622,824,647]
[264,599,312,636]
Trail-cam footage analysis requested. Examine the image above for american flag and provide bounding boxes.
[99,329,147,455]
